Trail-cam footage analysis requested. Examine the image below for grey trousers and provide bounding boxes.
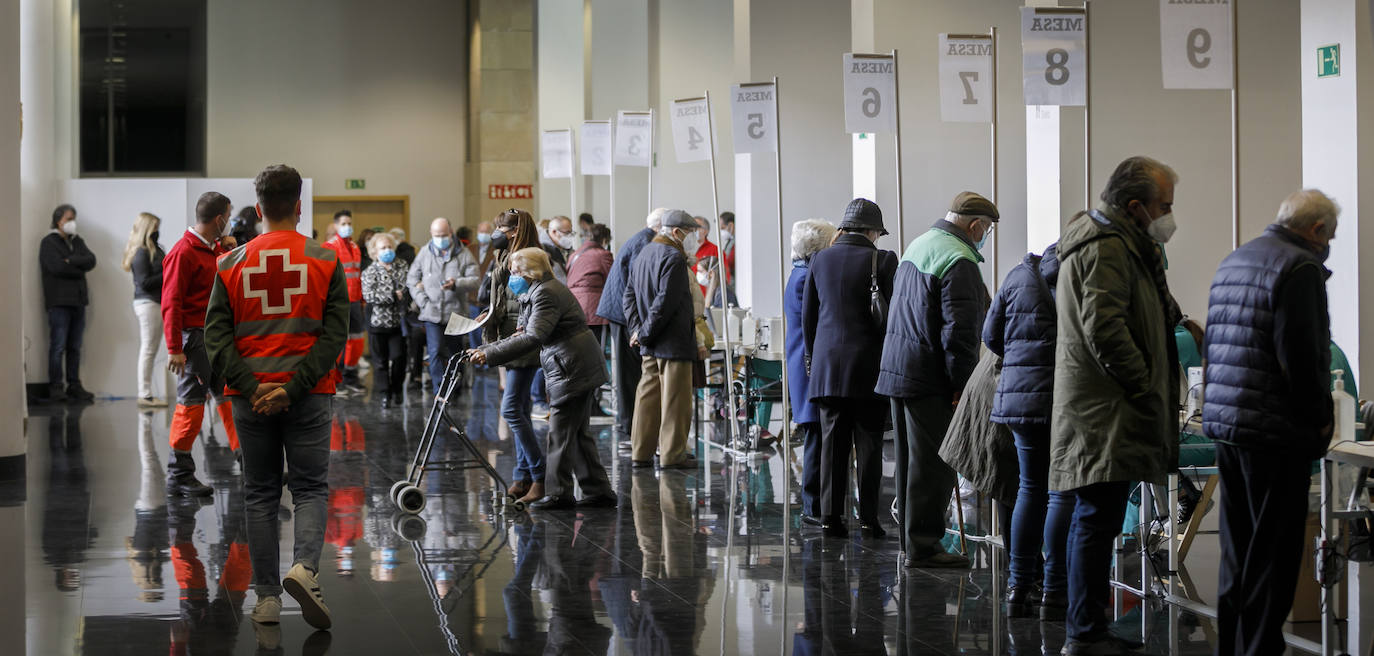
[545,389,613,499]
[232,394,332,596]
[893,396,957,558]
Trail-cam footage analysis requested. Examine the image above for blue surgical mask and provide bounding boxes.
[975,233,988,251]
[379,249,396,263]
[478,232,492,245]
[337,224,354,239]
[433,236,451,251]
[507,275,531,296]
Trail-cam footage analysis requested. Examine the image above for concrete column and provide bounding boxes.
[587,0,651,241]
[1301,0,1372,386]
[536,0,587,220]
[466,0,537,225]
[733,0,851,318]
[1,0,26,650]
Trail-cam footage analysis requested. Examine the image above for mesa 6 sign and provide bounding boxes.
[1021,7,1087,106]
[843,53,898,133]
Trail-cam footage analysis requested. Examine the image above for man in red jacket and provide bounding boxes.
[323,210,365,392]
[163,191,240,497]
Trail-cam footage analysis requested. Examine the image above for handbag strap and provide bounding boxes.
[870,251,880,291]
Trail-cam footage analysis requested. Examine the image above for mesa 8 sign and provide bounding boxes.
[1021,7,1086,106]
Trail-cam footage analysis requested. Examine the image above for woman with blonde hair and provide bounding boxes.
[361,231,409,407]
[121,212,167,407]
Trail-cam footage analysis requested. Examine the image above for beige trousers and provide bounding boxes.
[630,355,694,465]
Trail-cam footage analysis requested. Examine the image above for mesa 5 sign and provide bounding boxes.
[488,184,533,200]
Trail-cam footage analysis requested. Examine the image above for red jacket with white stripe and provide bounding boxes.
[323,236,363,302]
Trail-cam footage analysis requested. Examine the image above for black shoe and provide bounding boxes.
[380,396,392,409]
[859,521,887,539]
[390,392,403,407]
[167,474,214,497]
[47,384,67,403]
[1041,591,1068,621]
[66,383,95,403]
[821,518,847,538]
[1007,585,1035,618]
[801,514,824,528]
[528,495,576,511]
[631,459,654,469]
[576,494,619,508]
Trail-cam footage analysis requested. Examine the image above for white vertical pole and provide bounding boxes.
[773,74,791,554]
[1083,1,1092,209]
[569,126,578,219]
[608,119,617,246]
[705,90,739,451]
[647,108,656,215]
[892,49,905,247]
[989,27,1000,284]
[1230,0,1240,250]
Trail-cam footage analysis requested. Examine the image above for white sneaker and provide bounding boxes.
[284,563,332,630]
[252,620,282,649]
[251,594,281,624]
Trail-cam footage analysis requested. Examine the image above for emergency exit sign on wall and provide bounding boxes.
[1319,44,1340,78]
[346,178,365,190]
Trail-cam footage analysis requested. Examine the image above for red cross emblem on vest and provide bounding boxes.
[243,249,308,315]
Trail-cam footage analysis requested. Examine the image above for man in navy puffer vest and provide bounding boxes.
[1203,188,1338,656]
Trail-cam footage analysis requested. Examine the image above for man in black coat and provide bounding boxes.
[1204,189,1338,655]
[624,209,702,470]
[877,191,998,568]
[596,208,666,438]
[39,204,98,402]
[802,198,897,538]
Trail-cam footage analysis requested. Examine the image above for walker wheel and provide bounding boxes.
[511,499,526,512]
[390,480,411,504]
[395,485,427,515]
[391,512,428,541]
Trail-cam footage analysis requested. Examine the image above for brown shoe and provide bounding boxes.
[507,479,531,499]
[517,480,545,506]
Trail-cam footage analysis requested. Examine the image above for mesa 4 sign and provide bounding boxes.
[1021,7,1087,106]
[670,97,713,163]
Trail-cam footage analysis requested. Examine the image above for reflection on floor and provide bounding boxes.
[10,367,1305,654]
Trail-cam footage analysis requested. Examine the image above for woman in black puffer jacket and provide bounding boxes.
[983,243,1071,619]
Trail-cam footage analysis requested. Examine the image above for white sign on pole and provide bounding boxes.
[540,130,573,179]
[614,111,652,167]
[1021,8,1087,106]
[842,53,898,133]
[580,121,612,175]
[670,97,712,163]
[1159,0,1233,89]
[730,82,778,154]
[938,34,995,123]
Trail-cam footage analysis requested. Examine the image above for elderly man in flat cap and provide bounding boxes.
[803,198,899,539]
[878,191,998,568]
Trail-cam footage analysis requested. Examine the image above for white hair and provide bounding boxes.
[646,207,669,230]
[368,232,397,259]
[791,219,836,261]
[1276,189,1340,237]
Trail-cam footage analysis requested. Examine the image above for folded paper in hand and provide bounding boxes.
[445,301,494,336]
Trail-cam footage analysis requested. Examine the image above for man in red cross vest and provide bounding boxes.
[162,191,240,497]
[205,164,349,631]
[323,210,365,392]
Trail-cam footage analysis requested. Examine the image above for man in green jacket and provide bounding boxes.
[1051,156,1181,655]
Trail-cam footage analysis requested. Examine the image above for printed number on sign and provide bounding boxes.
[592,147,605,166]
[958,72,979,105]
[1045,48,1070,86]
[861,87,881,118]
[1187,28,1211,69]
[747,113,764,140]
[627,135,642,157]
[687,126,703,150]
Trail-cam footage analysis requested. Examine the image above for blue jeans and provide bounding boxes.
[468,303,483,350]
[1066,481,1131,641]
[531,368,548,405]
[1010,427,1074,594]
[504,366,544,482]
[231,394,332,597]
[423,321,463,396]
[799,422,821,517]
[47,306,86,387]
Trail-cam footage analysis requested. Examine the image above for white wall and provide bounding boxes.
[588,0,652,240]
[1,0,23,471]
[536,0,586,220]
[205,0,467,239]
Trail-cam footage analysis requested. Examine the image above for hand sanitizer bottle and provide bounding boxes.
[1333,370,1357,448]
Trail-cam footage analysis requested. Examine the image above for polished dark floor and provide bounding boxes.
[12,366,1312,655]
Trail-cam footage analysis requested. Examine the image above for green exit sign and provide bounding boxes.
[1319,44,1341,78]
[345,178,366,190]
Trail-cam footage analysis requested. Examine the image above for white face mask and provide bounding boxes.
[557,233,576,250]
[61,221,77,236]
[695,267,711,287]
[681,231,700,255]
[1146,212,1177,243]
